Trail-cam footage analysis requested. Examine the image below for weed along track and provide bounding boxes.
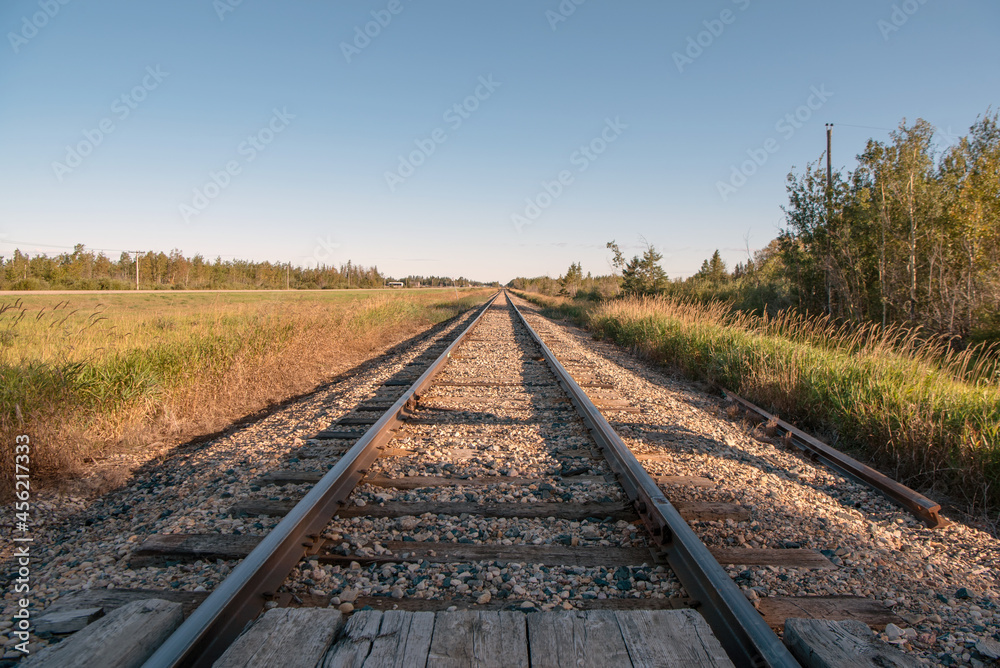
[19,292,1000,667]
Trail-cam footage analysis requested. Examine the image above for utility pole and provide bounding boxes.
[824,124,834,316]
[825,123,833,190]
[133,251,141,290]
[286,263,290,290]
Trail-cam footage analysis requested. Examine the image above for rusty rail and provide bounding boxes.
[723,390,945,529]
[142,292,500,668]
[508,292,799,668]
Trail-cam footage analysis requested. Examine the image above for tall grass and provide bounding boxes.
[0,290,491,495]
[587,296,1000,518]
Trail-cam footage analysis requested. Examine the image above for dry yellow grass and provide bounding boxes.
[0,289,491,495]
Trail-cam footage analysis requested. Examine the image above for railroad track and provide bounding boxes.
[25,290,951,667]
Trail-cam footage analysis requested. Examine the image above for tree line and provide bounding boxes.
[512,110,1000,344]
[777,111,1000,339]
[0,245,454,291]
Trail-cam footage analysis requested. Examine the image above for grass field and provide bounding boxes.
[1,288,492,495]
[515,290,1000,521]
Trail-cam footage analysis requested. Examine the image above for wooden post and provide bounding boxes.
[825,124,833,190]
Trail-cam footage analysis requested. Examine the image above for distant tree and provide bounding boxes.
[559,262,583,296]
[694,250,728,284]
[620,244,668,296]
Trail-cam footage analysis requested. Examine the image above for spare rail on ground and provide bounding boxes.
[723,390,945,529]
[507,292,799,668]
[142,291,501,668]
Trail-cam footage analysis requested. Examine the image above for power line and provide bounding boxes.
[834,122,960,140]
[0,239,132,254]
[834,123,897,133]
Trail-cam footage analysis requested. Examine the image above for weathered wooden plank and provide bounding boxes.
[41,588,208,619]
[315,430,366,440]
[380,448,415,458]
[594,404,637,412]
[526,610,631,668]
[352,596,694,613]
[130,538,814,571]
[434,381,558,387]
[230,499,301,517]
[402,418,574,426]
[21,599,183,668]
[594,402,642,413]
[709,547,835,570]
[360,609,411,668]
[291,447,350,459]
[363,476,542,489]
[320,542,656,568]
[473,611,528,668]
[674,501,749,522]
[426,611,528,668]
[656,475,717,488]
[133,534,827,571]
[783,618,920,667]
[257,470,327,485]
[400,611,436,668]
[635,453,678,462]
[257,471,550,488]
[359,610,435,668]
[336,417,379,426]
[129,534,263,566]
[322,609,383,668]
[418,398,571,409]
[757,596,902,630]
[338,501,637,520]
[425,611,471,668]
[615,609,734,667]
[232,499,743,523]
[34,607,104,635]
[232,500,636,521]
[213,608,343,668]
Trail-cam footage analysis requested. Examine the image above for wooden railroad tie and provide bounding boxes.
[313,430,365,440]
[209,604,735,666]
[128,536,834,571]
[37,588,904,637]
[230,499,748,523]
[253,470,721,494]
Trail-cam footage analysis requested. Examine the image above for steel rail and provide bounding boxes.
[507,291,799,668]
[723,390,945,528]
[142,291,501,668]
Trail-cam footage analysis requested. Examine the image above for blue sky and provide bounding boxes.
[1,1,997,282]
